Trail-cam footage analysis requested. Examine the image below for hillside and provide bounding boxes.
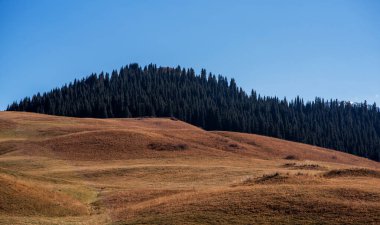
[0,112,379,224]
[7,64,380,161]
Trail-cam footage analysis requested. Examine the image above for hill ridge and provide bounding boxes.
[6,64,380,161]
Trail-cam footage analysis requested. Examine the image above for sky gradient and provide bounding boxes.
[1,0,380,110]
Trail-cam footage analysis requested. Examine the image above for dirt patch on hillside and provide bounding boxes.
[323,168,380,178]
[254,172,288,184]
[284,155,299,160]
[233,172,320,186]
[147,142,188,151]
[282,162,326,170]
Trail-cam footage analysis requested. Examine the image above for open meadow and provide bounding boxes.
[0,112,379,224]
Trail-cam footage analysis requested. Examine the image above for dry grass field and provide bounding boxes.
[0,111,379,225]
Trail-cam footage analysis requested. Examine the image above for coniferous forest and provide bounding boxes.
[7,63,380,161]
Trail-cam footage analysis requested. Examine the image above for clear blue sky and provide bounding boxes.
[1,0,380,110]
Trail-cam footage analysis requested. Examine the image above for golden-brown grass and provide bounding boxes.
[214,131,380,168]
[115,186,380,225]
[0,173,88,217]
[0,111,379,224]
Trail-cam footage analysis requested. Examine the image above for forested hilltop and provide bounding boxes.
[7,63,380,161]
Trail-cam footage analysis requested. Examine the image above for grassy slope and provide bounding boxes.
[0,111,379,225]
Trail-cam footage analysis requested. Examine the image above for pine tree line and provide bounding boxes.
[7,63,380,161]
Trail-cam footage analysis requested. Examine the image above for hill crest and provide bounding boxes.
[0,111,378,168]
[6,64,380,162]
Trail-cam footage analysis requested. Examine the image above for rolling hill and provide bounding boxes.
[7,64,380,161]
[0,111,379,224]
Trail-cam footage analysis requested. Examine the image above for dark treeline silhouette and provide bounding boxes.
[7,63,380,161]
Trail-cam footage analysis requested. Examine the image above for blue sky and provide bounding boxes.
[1,0,379,110]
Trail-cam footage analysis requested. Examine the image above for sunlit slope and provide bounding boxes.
[1,112,378,167]
[0,170,88,217]
[0,112,379,225]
